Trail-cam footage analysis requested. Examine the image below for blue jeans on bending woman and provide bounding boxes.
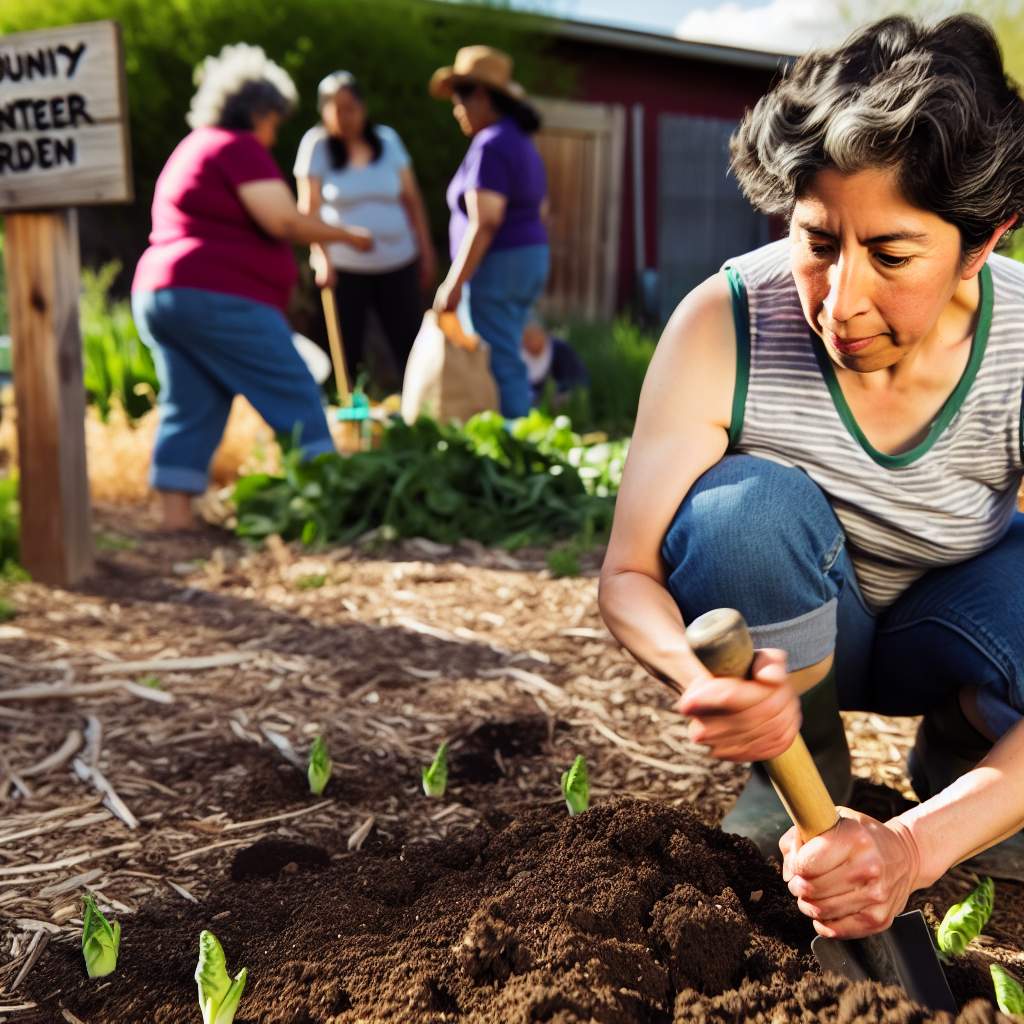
[465,243,550,419]
[660,454,1024,740]
[133,288,334,494]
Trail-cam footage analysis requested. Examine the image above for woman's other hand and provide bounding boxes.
[433,278,462,314]
[314,262,337,289]
[675,648,800,762]
[780,811,922,938]
[344,227,374,253]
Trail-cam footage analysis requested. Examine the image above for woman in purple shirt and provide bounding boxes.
[430,46,549,418]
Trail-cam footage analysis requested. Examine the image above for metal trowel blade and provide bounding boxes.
[811,909,956,1013]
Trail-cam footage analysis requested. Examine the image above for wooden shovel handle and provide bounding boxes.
[320,287,351,403]
[685,608,840,842]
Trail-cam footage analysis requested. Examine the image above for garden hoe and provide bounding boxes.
[678,608,957,1014]
[320,287,371,446]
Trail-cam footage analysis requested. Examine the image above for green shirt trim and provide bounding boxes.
[725,266,751,447]
[811,262,993,469]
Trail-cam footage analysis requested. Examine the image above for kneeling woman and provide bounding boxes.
[600,15,1024,940]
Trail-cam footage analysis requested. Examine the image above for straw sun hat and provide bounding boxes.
[429,45,526,101]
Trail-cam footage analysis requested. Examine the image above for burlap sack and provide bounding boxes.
[401,311,499,424]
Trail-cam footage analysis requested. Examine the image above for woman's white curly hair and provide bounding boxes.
[187,43,298,129]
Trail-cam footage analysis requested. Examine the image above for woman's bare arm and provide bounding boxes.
[399,166,437,290]
[295,175,334,285]
[238,179,372,250]
[598,272,737,687]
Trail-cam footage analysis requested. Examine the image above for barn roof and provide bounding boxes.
[548,15,796,71]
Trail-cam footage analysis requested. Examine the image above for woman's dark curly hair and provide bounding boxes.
[730,14,1024,254]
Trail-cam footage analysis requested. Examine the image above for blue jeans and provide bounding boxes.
[661,455,1024,739]
[132,288,334,494]
[465,243,550,418]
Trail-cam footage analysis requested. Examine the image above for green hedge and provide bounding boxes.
[0,0,562,267]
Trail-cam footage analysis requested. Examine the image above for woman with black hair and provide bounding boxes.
[600,14,1024,938]
[430,46,549,418]
[295,71,435,386]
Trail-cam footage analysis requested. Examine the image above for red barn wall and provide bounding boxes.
[550,38,782,310]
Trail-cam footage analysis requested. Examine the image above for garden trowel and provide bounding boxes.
[679,608,957,1014]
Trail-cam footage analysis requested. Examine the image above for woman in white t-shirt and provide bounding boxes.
[295,71,436,385]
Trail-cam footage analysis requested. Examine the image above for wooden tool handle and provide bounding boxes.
[320,287,351,403]
[685,608,839,842]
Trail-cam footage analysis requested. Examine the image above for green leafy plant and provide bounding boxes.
[991,964,1024,1017]
[307,735,332,796]
[79,263,159,423]
[196,930,248,1024]
[422,741,449,799]
[295,573,327,590]
[233,414,616,551]
[936,876,994,957]
[81,893,121,979]
[0,475,19,574]
[139,675,163,690]
[561,755,590,816]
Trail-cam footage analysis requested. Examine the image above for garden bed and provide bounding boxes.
[1,509,1023,1022]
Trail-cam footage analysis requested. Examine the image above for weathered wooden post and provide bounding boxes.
[0,21,132,585]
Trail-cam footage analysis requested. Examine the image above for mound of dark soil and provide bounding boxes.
[26,799,1001,1023]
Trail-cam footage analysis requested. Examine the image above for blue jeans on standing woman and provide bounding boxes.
[660,454,1024,741]
[132,287,335,494]
[465,243,550,419]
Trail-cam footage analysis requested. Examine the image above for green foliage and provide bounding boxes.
[555,319,658,438]
[295,573,327,590]
[992,964,1024,1017]
[560,754,589,816]
[196,930,248,1024]
[937,875,994,956]
[80,263,159,422]
[81,893,121,979]
[0,0,565,263]
[0,476,20,574]
[0,228,8,336]
[422,741,449,799]
[307,735,332,796]
[232,413,616,550]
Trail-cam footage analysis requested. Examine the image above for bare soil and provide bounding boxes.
[2,505,1023,1023]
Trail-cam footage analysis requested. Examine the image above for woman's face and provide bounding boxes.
[323,88,366,140]
[451,82,495,137]
[790,165,982,374]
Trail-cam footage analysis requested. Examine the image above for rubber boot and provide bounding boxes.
[908,695,1024,882]
[721,669,852,859]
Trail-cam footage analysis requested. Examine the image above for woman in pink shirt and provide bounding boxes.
[132,44,372,530]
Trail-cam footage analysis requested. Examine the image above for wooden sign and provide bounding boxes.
[0,20,132,211]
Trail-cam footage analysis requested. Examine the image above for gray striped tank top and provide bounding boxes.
[723,240,1024,611]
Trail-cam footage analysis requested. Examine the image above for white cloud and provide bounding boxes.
[675,0,847,55]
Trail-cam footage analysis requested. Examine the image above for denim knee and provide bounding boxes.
[660,455,849,668]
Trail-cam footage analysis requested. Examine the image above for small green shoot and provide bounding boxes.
[196,930,248,1024]
[561,755,590,816]
[139,674,163,690]
[0,597,14,622]
[992,964,1024,1017]
[307,735,332,796]
[295,573,327,590]
[81,893,120,979]
[937,876,994,957]
[422,741,449,798]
